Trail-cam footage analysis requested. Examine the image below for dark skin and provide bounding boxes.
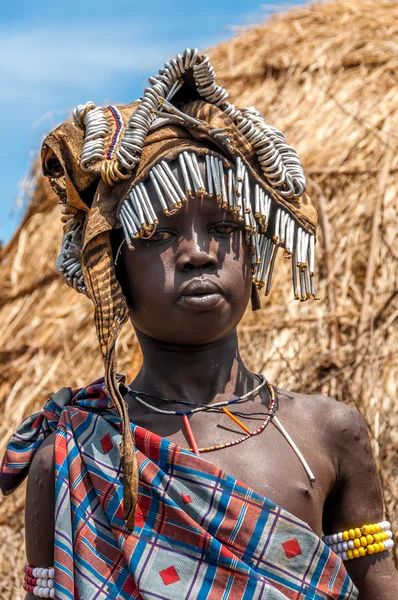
[26,158,398,599]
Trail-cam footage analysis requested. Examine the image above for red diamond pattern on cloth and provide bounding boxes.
[159,566,180,586]
[181,493,192,504]
[100,433,113,454]
[282,538,302,558]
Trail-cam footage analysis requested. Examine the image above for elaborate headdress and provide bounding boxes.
[42,49,318,526]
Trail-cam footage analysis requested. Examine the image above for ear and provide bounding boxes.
[251,282,261,311]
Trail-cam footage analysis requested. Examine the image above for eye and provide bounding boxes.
[147,230,175,242]
[209,222,240,236]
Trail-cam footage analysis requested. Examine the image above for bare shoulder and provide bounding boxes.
[276,388,367,449]
[274,388,375,492]
[276,386,362,417]
[276,388,381,518]
[25,431,55,567]
[29,430,56,476]
[303,393,372,475]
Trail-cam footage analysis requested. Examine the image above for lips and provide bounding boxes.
[178,279,224,310]
[180,279,223,297]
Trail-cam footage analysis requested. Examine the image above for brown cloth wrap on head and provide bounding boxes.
[42,90,317,528]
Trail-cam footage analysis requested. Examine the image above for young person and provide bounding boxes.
[1,49,397,600]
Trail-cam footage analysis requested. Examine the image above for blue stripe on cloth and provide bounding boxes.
[221,574,234,600]
[229,504,248,544]
[196,561,218,600]
[1,378,358,600]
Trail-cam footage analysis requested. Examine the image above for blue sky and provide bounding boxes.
[0,0,302,244]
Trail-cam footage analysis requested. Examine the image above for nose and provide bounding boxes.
[176,232,218,273]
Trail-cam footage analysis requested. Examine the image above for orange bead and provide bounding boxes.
[221,407,252,434]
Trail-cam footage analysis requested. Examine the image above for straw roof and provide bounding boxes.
[1,0,398,595]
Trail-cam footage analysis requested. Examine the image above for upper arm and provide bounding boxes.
[25,432,55,599]
[324,405,398,599]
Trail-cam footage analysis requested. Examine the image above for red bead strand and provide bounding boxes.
[186,381,277,453]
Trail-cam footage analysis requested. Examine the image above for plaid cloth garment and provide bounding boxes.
[1,380,358,600]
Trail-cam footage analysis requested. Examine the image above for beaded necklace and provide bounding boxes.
[186,382,277,453]
[127,376,276,455]
[127,374,266,416]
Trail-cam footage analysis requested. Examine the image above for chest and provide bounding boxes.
[131,406,335,535]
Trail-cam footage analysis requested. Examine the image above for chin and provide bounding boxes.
[159,330,231,346]
[130,295,249,346]
[152,310,242,346]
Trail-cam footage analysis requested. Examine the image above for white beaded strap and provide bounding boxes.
[323,521,394,561]
[24,565,55,598]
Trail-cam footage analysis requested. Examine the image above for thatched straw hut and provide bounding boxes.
[1,0,397,595]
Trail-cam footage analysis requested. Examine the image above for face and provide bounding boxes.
[116,157,252,345]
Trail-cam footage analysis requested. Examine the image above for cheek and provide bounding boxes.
[119,246,174,310]
[223,246,253,309]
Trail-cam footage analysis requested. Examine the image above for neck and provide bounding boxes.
[130,330,256,405]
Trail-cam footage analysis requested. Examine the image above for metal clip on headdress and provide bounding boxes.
[68,48,317,301]
[44,48,318,528]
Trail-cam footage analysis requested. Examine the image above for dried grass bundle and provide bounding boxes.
[1,0,398,595]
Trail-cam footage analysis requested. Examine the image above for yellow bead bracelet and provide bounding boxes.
[323,521,394,561]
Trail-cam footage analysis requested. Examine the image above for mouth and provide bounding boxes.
[177,279,225,310]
